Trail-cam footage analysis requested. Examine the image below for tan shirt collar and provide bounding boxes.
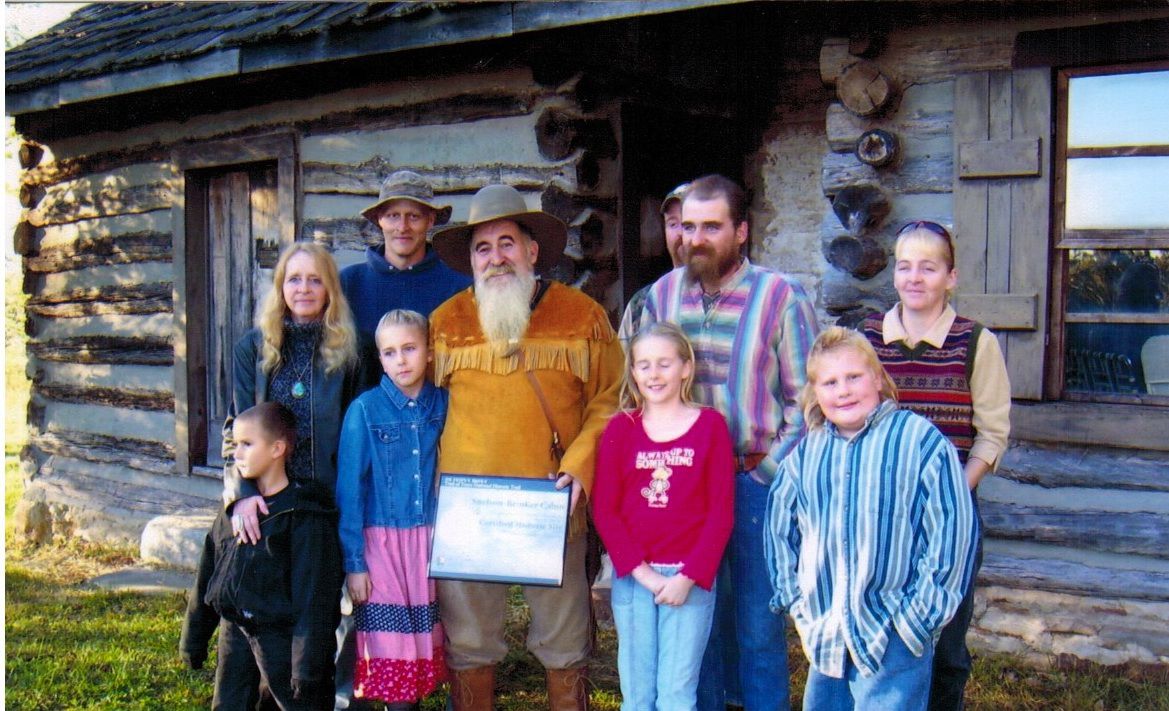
[883,303,958,348]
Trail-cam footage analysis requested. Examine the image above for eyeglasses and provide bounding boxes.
[896,220,955,260]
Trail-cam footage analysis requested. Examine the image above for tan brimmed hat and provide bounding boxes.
[432,184,567,276]
[660,182,690,214]
[361,170,452,226]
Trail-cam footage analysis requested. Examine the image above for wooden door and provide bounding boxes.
[204,164,278,466]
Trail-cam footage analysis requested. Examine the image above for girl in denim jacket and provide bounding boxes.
[336,310,448,710]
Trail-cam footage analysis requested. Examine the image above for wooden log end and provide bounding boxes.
[826,235,888,280]
[535,107,578,161]
[837,59,897,117]
[13,221,36,257]
[855,129,900,168]
[19,143,44,170]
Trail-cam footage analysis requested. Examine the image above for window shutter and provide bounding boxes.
[953,69,1052,400]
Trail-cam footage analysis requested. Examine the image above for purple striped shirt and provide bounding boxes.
[625,260,818,483]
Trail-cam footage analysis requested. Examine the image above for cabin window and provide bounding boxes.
[1054,63,1169,404]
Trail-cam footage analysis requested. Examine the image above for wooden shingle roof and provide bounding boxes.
[5,2,445,92]
[5,0,721,116]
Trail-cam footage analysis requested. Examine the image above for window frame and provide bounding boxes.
[1048,60,1169,407]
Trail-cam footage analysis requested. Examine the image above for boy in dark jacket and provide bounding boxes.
[181,402,343,710]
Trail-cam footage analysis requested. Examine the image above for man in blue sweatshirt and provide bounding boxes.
[341,170,471,336]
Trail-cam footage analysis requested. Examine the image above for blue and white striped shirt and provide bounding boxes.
[764,399,976,679]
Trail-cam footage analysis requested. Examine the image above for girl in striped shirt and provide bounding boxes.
[765,327,976,711]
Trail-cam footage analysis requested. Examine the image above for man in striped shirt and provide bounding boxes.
[623,174,818,711]
[765,327,976,709]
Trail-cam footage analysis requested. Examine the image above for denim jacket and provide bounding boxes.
[336,375,448,574]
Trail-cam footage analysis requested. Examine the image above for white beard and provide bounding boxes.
[475,268,535,353]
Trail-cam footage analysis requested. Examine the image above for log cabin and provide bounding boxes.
[7,1,1169,668]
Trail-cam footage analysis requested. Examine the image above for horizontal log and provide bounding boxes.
[42,399,173,447]
[29,312,173,341]
[300,110,548,169]
[302,163,563,196]
[20,147,171,188]
[39,211,171,252]
[980,551,1169,602]
[28,282,172,307]
[25,232,172,273]
[1000,441,1169,493]
[31,182,174,227]
[301,217,383,251]
[34,383,173,412]
[871,31,1014,85]
[27,296,171,318]
[307,90,537,141]
[826,99,953,153]
[38,261,173,298]
[1011,401,1169,453]
[28,336,173,365]
[982,501,1169,560]
[31,429,175,471]
[822,151,952,195]
[36,361,173,392]
[821,266,896,313]
[819,37,853,85]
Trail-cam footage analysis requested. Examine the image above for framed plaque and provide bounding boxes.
[429,474,571,587]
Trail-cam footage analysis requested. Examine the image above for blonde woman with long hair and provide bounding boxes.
[224,241,370,542]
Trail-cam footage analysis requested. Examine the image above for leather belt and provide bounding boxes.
[737,452,767,472]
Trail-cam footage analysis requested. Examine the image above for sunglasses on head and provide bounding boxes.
[897,220,951,238]
[897,220,955,254]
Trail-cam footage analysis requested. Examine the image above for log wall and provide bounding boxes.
[748,7,1169,666]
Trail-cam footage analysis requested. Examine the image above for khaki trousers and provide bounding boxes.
[439,532,590,671]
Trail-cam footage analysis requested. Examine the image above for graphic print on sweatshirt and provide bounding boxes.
[636,447,695,508]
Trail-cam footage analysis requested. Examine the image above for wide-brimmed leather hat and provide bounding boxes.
[361,170,452,226]
[432,184,566,276]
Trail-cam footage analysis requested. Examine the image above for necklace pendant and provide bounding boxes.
[291,381,307,399]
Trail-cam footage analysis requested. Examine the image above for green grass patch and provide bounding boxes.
[5,564,215,710]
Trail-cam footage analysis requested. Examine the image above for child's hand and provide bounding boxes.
[654,573,695,607]
[231,495,268,545]
[631,563,668,595]
[347,573,371,605]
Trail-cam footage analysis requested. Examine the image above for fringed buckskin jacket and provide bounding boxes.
[430,282,624,538]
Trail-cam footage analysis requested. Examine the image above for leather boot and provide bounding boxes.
[546,666,589,711]
[450,665,495,711]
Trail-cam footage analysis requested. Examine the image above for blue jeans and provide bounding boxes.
[612,565,716,711]
[803,633,934,711]
[697,472,790,711]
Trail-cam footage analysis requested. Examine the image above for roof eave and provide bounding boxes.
[6,0,737,117]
